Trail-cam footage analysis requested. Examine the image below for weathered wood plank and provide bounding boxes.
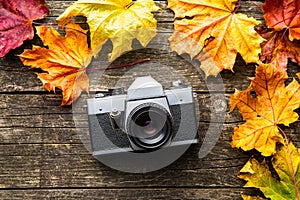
[0,154,41,188]
[0,188,258,200]
[0,143,249,188]
[1,123,298,146]
[0,48,258,93]
[0,92,234,129]
[1,93,299,144]
[1,45,299,94]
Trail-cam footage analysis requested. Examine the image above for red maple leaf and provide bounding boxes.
[0,0,49,57]
[262,0,300,41]
[255,0,300,70]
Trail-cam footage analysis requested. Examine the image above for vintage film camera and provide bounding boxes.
[87,76,198,157]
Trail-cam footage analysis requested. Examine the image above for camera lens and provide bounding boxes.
[127,103,173,150]
[134,112,166,143]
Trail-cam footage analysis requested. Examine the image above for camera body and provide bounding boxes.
[87,76,198,157]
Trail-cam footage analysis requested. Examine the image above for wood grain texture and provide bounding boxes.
[0,0,299,200]
[0,188,260,200]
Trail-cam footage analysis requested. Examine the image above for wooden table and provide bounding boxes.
[1,0,299,199]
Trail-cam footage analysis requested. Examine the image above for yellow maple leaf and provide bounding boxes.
[230,63,300,156]
[19,24,93,106]
[168,0,264,76]
[239,143,300,199]
[57,0,159,61]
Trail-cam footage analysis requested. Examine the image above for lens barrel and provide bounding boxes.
[126,103,173,150]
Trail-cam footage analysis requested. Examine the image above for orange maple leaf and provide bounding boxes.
[19,24,93,106]
[230,63,300,156]
[262,0,300,41]
[168,0,264,76]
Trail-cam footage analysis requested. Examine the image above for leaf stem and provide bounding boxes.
[232,0,241,14]
[86,58,151,71]
[278,126,299,200]
[280,28,289,41]
[32,21,55,26]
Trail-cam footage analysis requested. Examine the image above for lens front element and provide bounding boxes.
[127,103,173,150]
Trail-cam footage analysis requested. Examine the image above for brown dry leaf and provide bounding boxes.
[19,24,93,106]
[168,0,264,76]
[230,63,300,156]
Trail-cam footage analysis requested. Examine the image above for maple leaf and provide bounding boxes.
[56,0,159,61]
[0,0,49,57]
[230,63,300,156]
[239,143,300,200]
[19,23,93,106]
[262,0,300,41]
[255,25,300,71]
[168,0,264,76]
[256,0,300,70]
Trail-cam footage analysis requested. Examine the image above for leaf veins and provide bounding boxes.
[230,63,300,156]
[168,0,264,76]
[19,24,93,106]
[0,0,49,57]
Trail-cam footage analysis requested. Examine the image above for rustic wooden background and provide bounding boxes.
[1,0,299,199]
